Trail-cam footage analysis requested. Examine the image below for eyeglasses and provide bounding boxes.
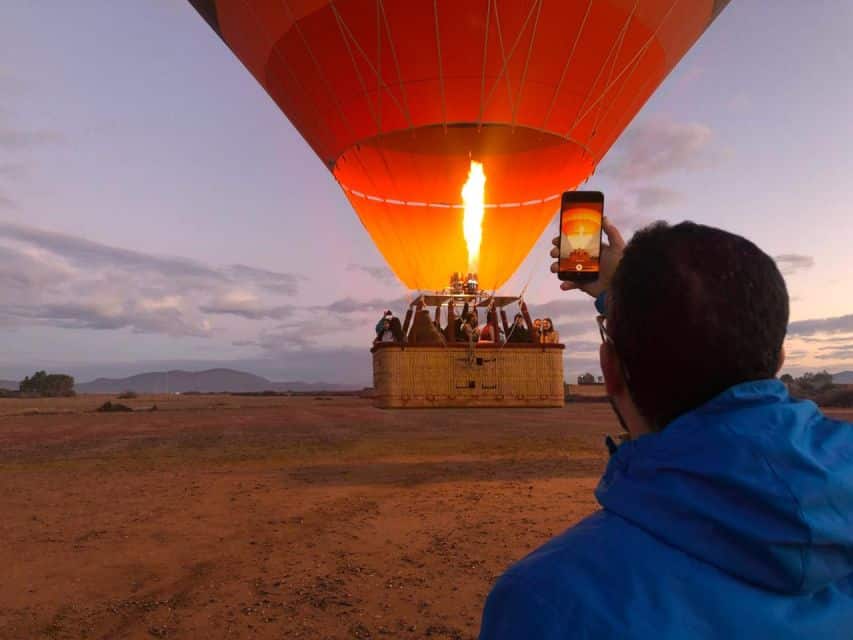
[596,315,612,345]
[597,315,631,384]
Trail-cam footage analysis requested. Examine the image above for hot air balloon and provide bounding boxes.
[187,0,728,407]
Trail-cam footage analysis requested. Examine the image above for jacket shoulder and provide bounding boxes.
[480,511,646,640]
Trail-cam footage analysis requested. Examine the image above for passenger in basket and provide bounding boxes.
[375,309,393,339]
[374,318,395,343]
[478,321,497,343]
[408,309,446,346]
[506,313,532,343]
[389,316,405,343]
[540,318,560,344]
[460,311,480,343]
[532,317,543,341]
[453,302,470,341]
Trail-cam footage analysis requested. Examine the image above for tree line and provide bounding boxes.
[17,371,75,397]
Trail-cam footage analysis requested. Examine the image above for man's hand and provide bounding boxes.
[550,217,626,298]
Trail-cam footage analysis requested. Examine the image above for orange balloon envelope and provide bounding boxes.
[189,0,728,290]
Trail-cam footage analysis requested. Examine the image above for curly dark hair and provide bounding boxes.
[608,221,789,430]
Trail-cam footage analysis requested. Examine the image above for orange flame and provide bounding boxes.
[461,160,486,274]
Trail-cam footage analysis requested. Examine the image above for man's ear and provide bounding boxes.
[600,343,625,397]
[776,344,786,375]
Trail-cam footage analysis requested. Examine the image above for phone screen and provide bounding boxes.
[559,192,603,282]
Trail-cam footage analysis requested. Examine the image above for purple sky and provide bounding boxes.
[1,2,851,385]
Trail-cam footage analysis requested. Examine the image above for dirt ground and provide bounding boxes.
[1,395,850,640]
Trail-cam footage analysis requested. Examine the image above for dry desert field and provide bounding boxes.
[1,393,850,640]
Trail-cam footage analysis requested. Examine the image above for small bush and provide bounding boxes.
[814,387,853,408]
[117,391,138,399]
[96,401,133,413]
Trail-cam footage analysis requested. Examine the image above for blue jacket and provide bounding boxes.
[480,380,853,639]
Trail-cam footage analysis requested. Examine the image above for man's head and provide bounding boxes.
[603,221,789,432]
[514,313,524,326]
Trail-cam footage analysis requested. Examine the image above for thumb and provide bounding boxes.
[603,216,626,250]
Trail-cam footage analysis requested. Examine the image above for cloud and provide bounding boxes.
[0,108,62,150]
[8,300,210,337]
[774,254,815,276]
[554,318,598,339]
[319,296,409,314]
[200,302,293,321]
[787,314,853,337]
[0,221,303,335]
[0,222,302,294]
[799,335,853,344]
[254,313,359,351]
[0,220,225,283]
[564,340,602,353]
[0,193,13,209]
[600,119,715,181]
[347,263,398,285]
[815,347,853,361]
[0,243,73,293]
[227,264,303,295]
[0,163,25,178]
[200,290,293,320]
[0,128,62,149]
[631,186,684,210]
[528,298,594,320]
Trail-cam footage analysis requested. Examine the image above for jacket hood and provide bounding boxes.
[596,379,853,594]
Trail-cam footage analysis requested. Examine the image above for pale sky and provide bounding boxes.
[0,2,851,385]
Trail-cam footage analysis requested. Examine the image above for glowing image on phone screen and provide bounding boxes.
[559,202,602,274]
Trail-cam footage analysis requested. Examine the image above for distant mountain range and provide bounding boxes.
[73,369,357,394]
[2,369,850,394]
[65,369,358,394]
[834,370,853,384]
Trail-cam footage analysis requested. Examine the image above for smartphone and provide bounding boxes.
[558,191,604,282]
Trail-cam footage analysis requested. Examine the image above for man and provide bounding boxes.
[375,310,393,339]
[479,218,853,639]
[506,313,532,343]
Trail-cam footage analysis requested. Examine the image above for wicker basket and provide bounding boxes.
[372,343,565,408]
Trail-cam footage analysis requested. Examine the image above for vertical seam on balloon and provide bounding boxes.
[330,2,412,130]
[234,0,335,158]
[583,13,652,152]
[569,0,681,136]
[542,0,593,131]
[341,184,423,291]
[585,0,638,142]
[477,0,491,130]
[379,0,414,131]
[433,0,447,133]
[331,0,412,221]
[278,0,357,145]
[376,0,382,135]
[316,2,410,216]
[565,1,635,138]
[511,0,544,130]
[330,2,382,135]
[483,1,540,118]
